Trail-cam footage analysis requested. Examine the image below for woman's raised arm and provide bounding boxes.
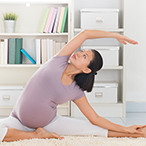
[83,29,138,45]
[56,29,138,57]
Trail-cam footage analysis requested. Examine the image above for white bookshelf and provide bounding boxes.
[0,1,71,117]
[0,64,41,68]
[70,0,126,118]
[103,66,123,70]
[74,28,124,33]
[0,33,68,37]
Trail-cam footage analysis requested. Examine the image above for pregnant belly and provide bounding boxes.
[18,103,57,128]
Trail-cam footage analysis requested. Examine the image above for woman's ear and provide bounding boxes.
[82,68,92,74]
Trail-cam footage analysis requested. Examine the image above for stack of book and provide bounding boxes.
[0,38,36,65]
[0,38,66,65]
[36,39,66,64]
[0,38,66,64]
[40,7,68,33]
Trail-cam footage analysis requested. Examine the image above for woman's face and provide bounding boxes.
[69,50,94,72]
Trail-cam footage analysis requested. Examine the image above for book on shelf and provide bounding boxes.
[36,38,66,64]
[0,38,23,65]
[36,39,41,64]
[44,7,55,33]
[48,8,57,33]
[57,7,65,33]
[41,39,47,64]
[16,38,23,64]
[4,39,9,64]
[55,41,66,54]
[0,40,5,65]
[21,48,36,64]
[53,7,61,33]
[55,42,60,53]
[40,6,68,33]
[49,39,53,59]
[9,38,16,64]
[46,39,50,60]
[53,40,56,56]
[61,7,68,33]
[0,38,66,65]
[40,8,50,33]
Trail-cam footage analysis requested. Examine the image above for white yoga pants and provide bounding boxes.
[0,115,108,142]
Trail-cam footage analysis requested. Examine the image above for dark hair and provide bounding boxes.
[74,49,103,92]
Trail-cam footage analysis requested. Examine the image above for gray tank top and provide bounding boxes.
[11,56,85,128]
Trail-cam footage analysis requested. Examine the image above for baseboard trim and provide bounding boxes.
[126,102,146,112]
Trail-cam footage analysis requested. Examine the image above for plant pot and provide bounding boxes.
[4,20,16,33]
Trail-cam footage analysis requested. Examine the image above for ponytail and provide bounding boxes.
[75,72,94,92]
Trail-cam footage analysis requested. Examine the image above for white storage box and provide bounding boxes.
[85,82,118,103]
[80,9,119,29]
[0,86,23,106]
[81,46,119,67]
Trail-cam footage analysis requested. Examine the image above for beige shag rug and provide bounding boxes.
[0,136,146,146]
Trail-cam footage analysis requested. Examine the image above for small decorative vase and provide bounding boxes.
[4,20,16,33]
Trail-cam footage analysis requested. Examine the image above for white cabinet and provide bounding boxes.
[80,9,119,29]
[81,46,119,67]
[0,1,71,116]
[0,86,23,106]
[85,82,118,104]
[0,86,23,116]
[71,0,126,118]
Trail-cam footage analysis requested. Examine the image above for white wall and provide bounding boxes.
[124,0,146,102]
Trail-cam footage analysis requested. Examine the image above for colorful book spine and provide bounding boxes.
[9,38,16,64]
[44,7,55,33]
[53,7,61,33]
[40,8,50,33]
[16,38,23,64]
[61,7,68,33]
[21,48,36,64]
[57,7,65,33]
[48,8,57,33]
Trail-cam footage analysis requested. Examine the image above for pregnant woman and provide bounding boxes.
[0,29,146,142]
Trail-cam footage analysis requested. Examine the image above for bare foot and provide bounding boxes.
[35,127,64,140]
[138,127,146,137]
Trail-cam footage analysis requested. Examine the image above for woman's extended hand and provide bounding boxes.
[116,34,138,45]
[125,125,146,134]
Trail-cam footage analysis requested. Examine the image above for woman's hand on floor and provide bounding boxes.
[116,34,138,45]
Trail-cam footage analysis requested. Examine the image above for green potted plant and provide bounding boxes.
[3,12,18,33]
